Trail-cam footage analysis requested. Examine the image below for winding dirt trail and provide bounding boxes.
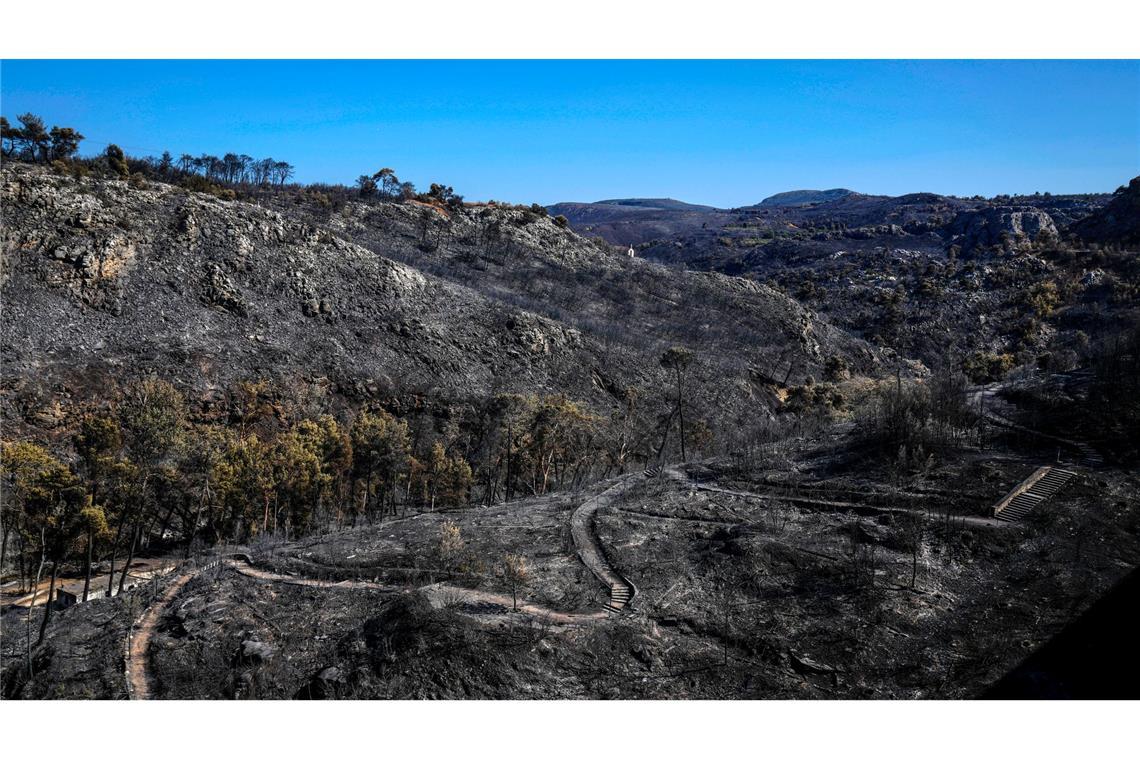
[664,466,1008,529]
[125,562,218,700]
[227,558,609,625]
[123,472,647,699]
[125,556,612,699]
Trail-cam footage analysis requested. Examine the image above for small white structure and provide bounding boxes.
[627,245,635,258]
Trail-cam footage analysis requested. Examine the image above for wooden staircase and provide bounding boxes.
[605,583,633,612]
[993,466,1078,522]
[1073,442,1104,468]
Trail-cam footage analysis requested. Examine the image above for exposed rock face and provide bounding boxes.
[947,206,1059,254]
[315,197,886,389]
[843,223,904,240]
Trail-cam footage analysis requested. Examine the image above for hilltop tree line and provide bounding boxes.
[2,112,295,197]
[170,152,294,186]
[3,112,570,220]
[0,113,84,163]
[0,113,413,208]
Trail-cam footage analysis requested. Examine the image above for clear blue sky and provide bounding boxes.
[2,60,1137,206]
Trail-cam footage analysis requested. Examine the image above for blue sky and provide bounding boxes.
[2,60,1137,206]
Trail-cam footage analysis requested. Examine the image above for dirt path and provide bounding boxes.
[123,470,642,700]
[570,474,642,610]
[125,555,611,699]
[227,558,608,626]
[125,561,219,700]
[665,466,1007,529]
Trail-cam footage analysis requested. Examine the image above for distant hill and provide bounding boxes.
[757,189,857,207]
[589,198,719,212]
[545,198,732,246]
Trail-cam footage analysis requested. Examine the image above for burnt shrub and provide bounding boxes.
[855,371,977,471]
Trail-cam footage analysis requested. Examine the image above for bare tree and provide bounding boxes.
[273,161,294,186]
[25,527,45,676]
[899,511,925,590]
[660,347,695,462]
[501,553,530,612]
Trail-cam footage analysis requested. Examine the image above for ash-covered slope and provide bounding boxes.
[1,166,603,412]
[2,165,886,436]
[1069,176,1140,246]
[293,190,886,388]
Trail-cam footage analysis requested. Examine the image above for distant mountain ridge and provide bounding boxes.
[755,188,857,207]
[588,198,718,212]
[545,198,735,246]
[546,185,1117,252]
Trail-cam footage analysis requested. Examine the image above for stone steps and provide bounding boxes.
[994,466,1078,522]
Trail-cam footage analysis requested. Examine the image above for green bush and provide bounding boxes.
[824,355,851,381]
[783,382,847,417]
[962,351,1016,383]
[104,144,129,179]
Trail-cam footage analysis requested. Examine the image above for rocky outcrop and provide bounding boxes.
[947,206,1059,254]
[842,223,905,240]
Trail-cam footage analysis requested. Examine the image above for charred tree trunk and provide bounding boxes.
[117,520,140,595]
[676,369,687,464]
[106,509,127,597]
[186,480,208,560]
[0,519,9,581]
[38,556,59,645]
[505,418,514,503]
[26,528,46,677]
[18,532,28,594]
[82,527,94,602]
[157,502,176,545]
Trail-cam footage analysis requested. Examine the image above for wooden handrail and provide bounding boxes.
[992,466,1051,517]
